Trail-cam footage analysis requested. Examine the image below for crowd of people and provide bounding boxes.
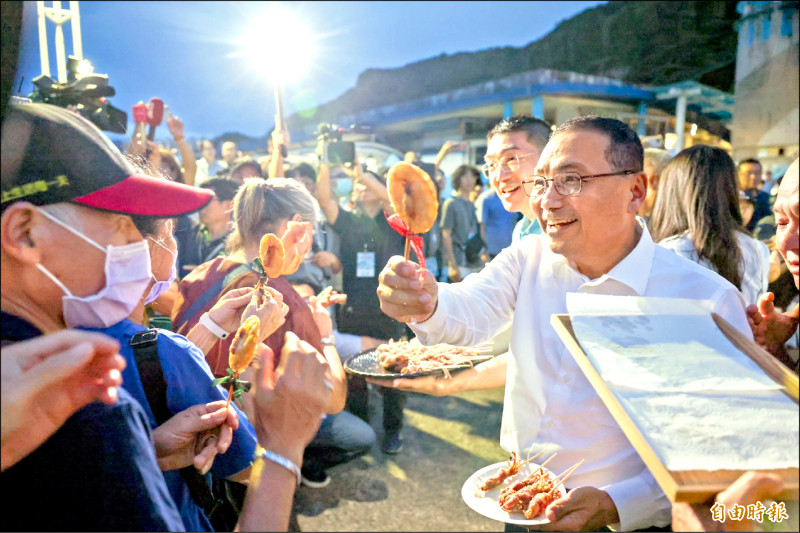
[1,91,798,533]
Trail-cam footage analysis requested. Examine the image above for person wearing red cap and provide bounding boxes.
[1,103,332,531]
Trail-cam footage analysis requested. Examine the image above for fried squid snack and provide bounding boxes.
[386,162,439,261]
[259,233,285,278]
[214,315,261,409]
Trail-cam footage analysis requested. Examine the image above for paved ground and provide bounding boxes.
[291,384,509,532]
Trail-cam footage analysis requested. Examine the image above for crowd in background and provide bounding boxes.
[1,92,798,532]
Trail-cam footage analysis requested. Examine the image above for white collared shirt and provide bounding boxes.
[410,220,750,531]
[657,230,770,305]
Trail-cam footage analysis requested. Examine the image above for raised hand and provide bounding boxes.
[747,292,799,356]
[306,294,334,339]
[207,287,259,335]
[279,221,313,276]
[243,286,289,343]
[376,255,438,323]
[249,332,331,464]
[166,113,185,141]
[1,330,125,471]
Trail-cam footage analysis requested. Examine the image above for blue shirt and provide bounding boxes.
[512,216,543,242]
[1,311,185,532]
[480,191,521,255]
[88,319,258,532]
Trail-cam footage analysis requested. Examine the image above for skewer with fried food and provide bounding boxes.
[522,460,584,520]
[477,451,544,493]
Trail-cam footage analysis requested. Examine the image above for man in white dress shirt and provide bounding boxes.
[375,116,751,532]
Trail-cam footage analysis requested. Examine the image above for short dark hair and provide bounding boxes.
[227,159,264,181]
[738,158,761,169]
[287,162,317,182]
[554,116,643,173]
[200,177,240,202]
[452,164,481,191]
[488,115,552,151]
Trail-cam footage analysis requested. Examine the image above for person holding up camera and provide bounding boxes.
[315,141,409,455]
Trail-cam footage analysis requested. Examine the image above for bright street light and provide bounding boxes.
[241,7,315,131]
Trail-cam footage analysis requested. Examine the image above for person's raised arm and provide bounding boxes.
[167,113,197,186]
[268,119,289,179]
[351,163,393,213]
[307,294,347,413]
[235,332,331,531]
[186,286,288,356]
[315,159,340,225]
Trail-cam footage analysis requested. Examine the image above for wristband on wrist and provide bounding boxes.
[254,447,301,486]
[199,313,229,339]
[320,336,336,346]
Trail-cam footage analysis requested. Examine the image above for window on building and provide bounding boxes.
[748,19,755,45]
[781,8,795,37]
[762,13,772,40]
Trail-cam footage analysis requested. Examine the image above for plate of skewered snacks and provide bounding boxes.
[343,338,495,379]
[461,452,584,526]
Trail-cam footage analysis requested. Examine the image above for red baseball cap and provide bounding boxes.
[1,103,213,216]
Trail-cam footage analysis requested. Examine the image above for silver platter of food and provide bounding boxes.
[343,338,494,379]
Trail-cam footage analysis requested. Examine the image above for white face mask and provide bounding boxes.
[36,208,152,329]
[144,237,177,305]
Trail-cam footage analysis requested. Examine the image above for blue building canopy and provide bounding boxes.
[652,80,735,123]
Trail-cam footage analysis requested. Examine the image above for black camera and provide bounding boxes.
[27,57,127,134]
[317,123,356,166]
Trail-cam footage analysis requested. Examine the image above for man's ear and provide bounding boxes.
[628,172,648,214]
[0,202,43,264]
[290,213,302,223]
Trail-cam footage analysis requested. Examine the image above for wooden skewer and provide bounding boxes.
[551,459,585,491]
[404,237,411,261]
[529,453,558,478]
[518,451,545,468]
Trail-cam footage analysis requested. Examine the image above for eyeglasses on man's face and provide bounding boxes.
[482,153,538,176]
[521,170,639,197]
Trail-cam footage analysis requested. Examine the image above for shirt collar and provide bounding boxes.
[552,217,654,295]
[603,217,654,295]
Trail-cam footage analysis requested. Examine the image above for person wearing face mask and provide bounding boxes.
[0,102,213,531]
[1,103,334,532]
[173,178,373,488]
[85,211,288,532]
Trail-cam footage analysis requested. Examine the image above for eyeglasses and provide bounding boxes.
[521,170,639,197]
[481,153,538,176]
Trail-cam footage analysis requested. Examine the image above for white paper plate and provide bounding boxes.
[461,461,566,526]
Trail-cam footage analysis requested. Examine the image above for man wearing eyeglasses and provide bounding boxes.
[482,116,552,242]
[374,116,751,531]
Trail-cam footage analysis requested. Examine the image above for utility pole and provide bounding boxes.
[37,1,82,83]
[656,86,701,154]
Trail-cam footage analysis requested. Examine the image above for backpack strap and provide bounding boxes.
[130,329,170,424]
[180,263,254,327]
[129,329,216,512]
